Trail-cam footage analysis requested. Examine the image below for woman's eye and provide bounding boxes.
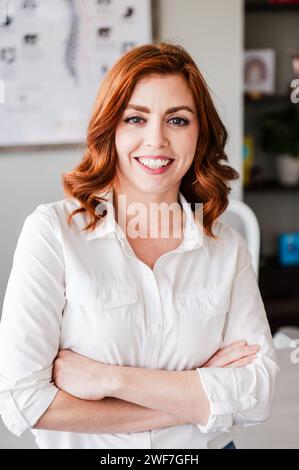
[124,116,144,126]
[169,117,190,127]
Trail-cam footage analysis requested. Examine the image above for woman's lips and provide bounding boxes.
[135,155,173,160]
[134,157,174,175]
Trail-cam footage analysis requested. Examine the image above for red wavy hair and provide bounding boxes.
[62,42,239,238]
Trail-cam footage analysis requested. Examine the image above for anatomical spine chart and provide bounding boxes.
[0,0,152,146]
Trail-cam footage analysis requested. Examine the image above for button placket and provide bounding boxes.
[143,268,164,370]
[136,431,152,449]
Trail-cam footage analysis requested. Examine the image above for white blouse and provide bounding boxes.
[0,188,279,449]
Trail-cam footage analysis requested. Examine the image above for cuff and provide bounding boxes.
[195,367,257,433]
[0,384,59,437]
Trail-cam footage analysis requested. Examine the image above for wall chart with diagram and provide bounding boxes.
[0,0,152,146]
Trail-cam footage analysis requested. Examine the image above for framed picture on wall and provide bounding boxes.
[0,0,152,147]
[244,49,276,95]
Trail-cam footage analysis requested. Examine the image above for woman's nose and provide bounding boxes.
[144,121,168,148]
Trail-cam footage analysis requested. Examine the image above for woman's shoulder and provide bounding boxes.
[209,218,248,254]
[206,219,252,274]
[26,197,87,240]
[213,218,246,243]
[28,197,81,224]
[32,197,81,218]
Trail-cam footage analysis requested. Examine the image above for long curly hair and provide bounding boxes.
[62,42,239,238]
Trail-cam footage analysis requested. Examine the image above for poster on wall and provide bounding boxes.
[0,0,152,146]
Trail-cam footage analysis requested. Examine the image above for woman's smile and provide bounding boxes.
[133,156,175,174]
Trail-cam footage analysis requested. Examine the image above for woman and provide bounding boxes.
[0,42,279,449]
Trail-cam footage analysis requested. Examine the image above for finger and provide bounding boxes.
[203,341,247,366]
[225,353,257,368]
[216,345,259,366]
[215,340,248,358]
[222,340,248,351]
[207,341,248,363]
[207,344,260,367]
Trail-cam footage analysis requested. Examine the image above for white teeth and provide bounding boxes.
[138,158,172,169]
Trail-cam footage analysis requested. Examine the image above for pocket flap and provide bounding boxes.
[175,289,231,317]
[65,277,138,311]
[96,282,138,310]
[198,290,230,316]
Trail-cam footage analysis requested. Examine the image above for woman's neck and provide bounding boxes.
[112,185,184,240]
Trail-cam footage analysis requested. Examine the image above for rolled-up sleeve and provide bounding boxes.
[0,205,65,436]
[195,233,280,433]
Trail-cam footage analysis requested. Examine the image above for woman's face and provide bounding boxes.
[114,73,199,197]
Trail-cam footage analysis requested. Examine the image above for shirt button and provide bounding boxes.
[152,324,161,332]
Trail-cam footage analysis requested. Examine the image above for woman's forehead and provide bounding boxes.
[128,74,195,107]
[133,73,187,89]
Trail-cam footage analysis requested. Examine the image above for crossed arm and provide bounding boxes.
[35,350,210,433]
[35,341,258,434]
[34,390,189,434]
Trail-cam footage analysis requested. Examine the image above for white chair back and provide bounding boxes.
[219,199,260,279]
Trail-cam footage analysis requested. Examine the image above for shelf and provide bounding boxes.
[246,1,299,13]
[244,1,299,335]
[260,255,299,270]
[259,255,299,333]
[244,180,299,191]
[244,93,291,104]
[264,296,299,316]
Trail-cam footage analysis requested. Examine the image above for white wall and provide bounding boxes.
[0,0,244,311]
[154,0,244,200]
[0,146,82,306]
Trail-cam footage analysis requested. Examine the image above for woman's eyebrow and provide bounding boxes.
[126,104,195,114]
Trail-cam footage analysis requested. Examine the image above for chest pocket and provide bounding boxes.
[96,282,138,311]
[173,289,231,360]
[174,288,231,318]
[65,277,138,313]
[62,277,143,360]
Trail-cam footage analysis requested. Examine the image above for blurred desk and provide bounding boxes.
[235,348,299,449]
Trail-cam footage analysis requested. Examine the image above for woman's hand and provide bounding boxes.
[52,349,117,400]
[202,340,260,368]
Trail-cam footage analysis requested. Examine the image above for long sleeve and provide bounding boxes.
[195,233,280,433]
[0,205,65,436]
